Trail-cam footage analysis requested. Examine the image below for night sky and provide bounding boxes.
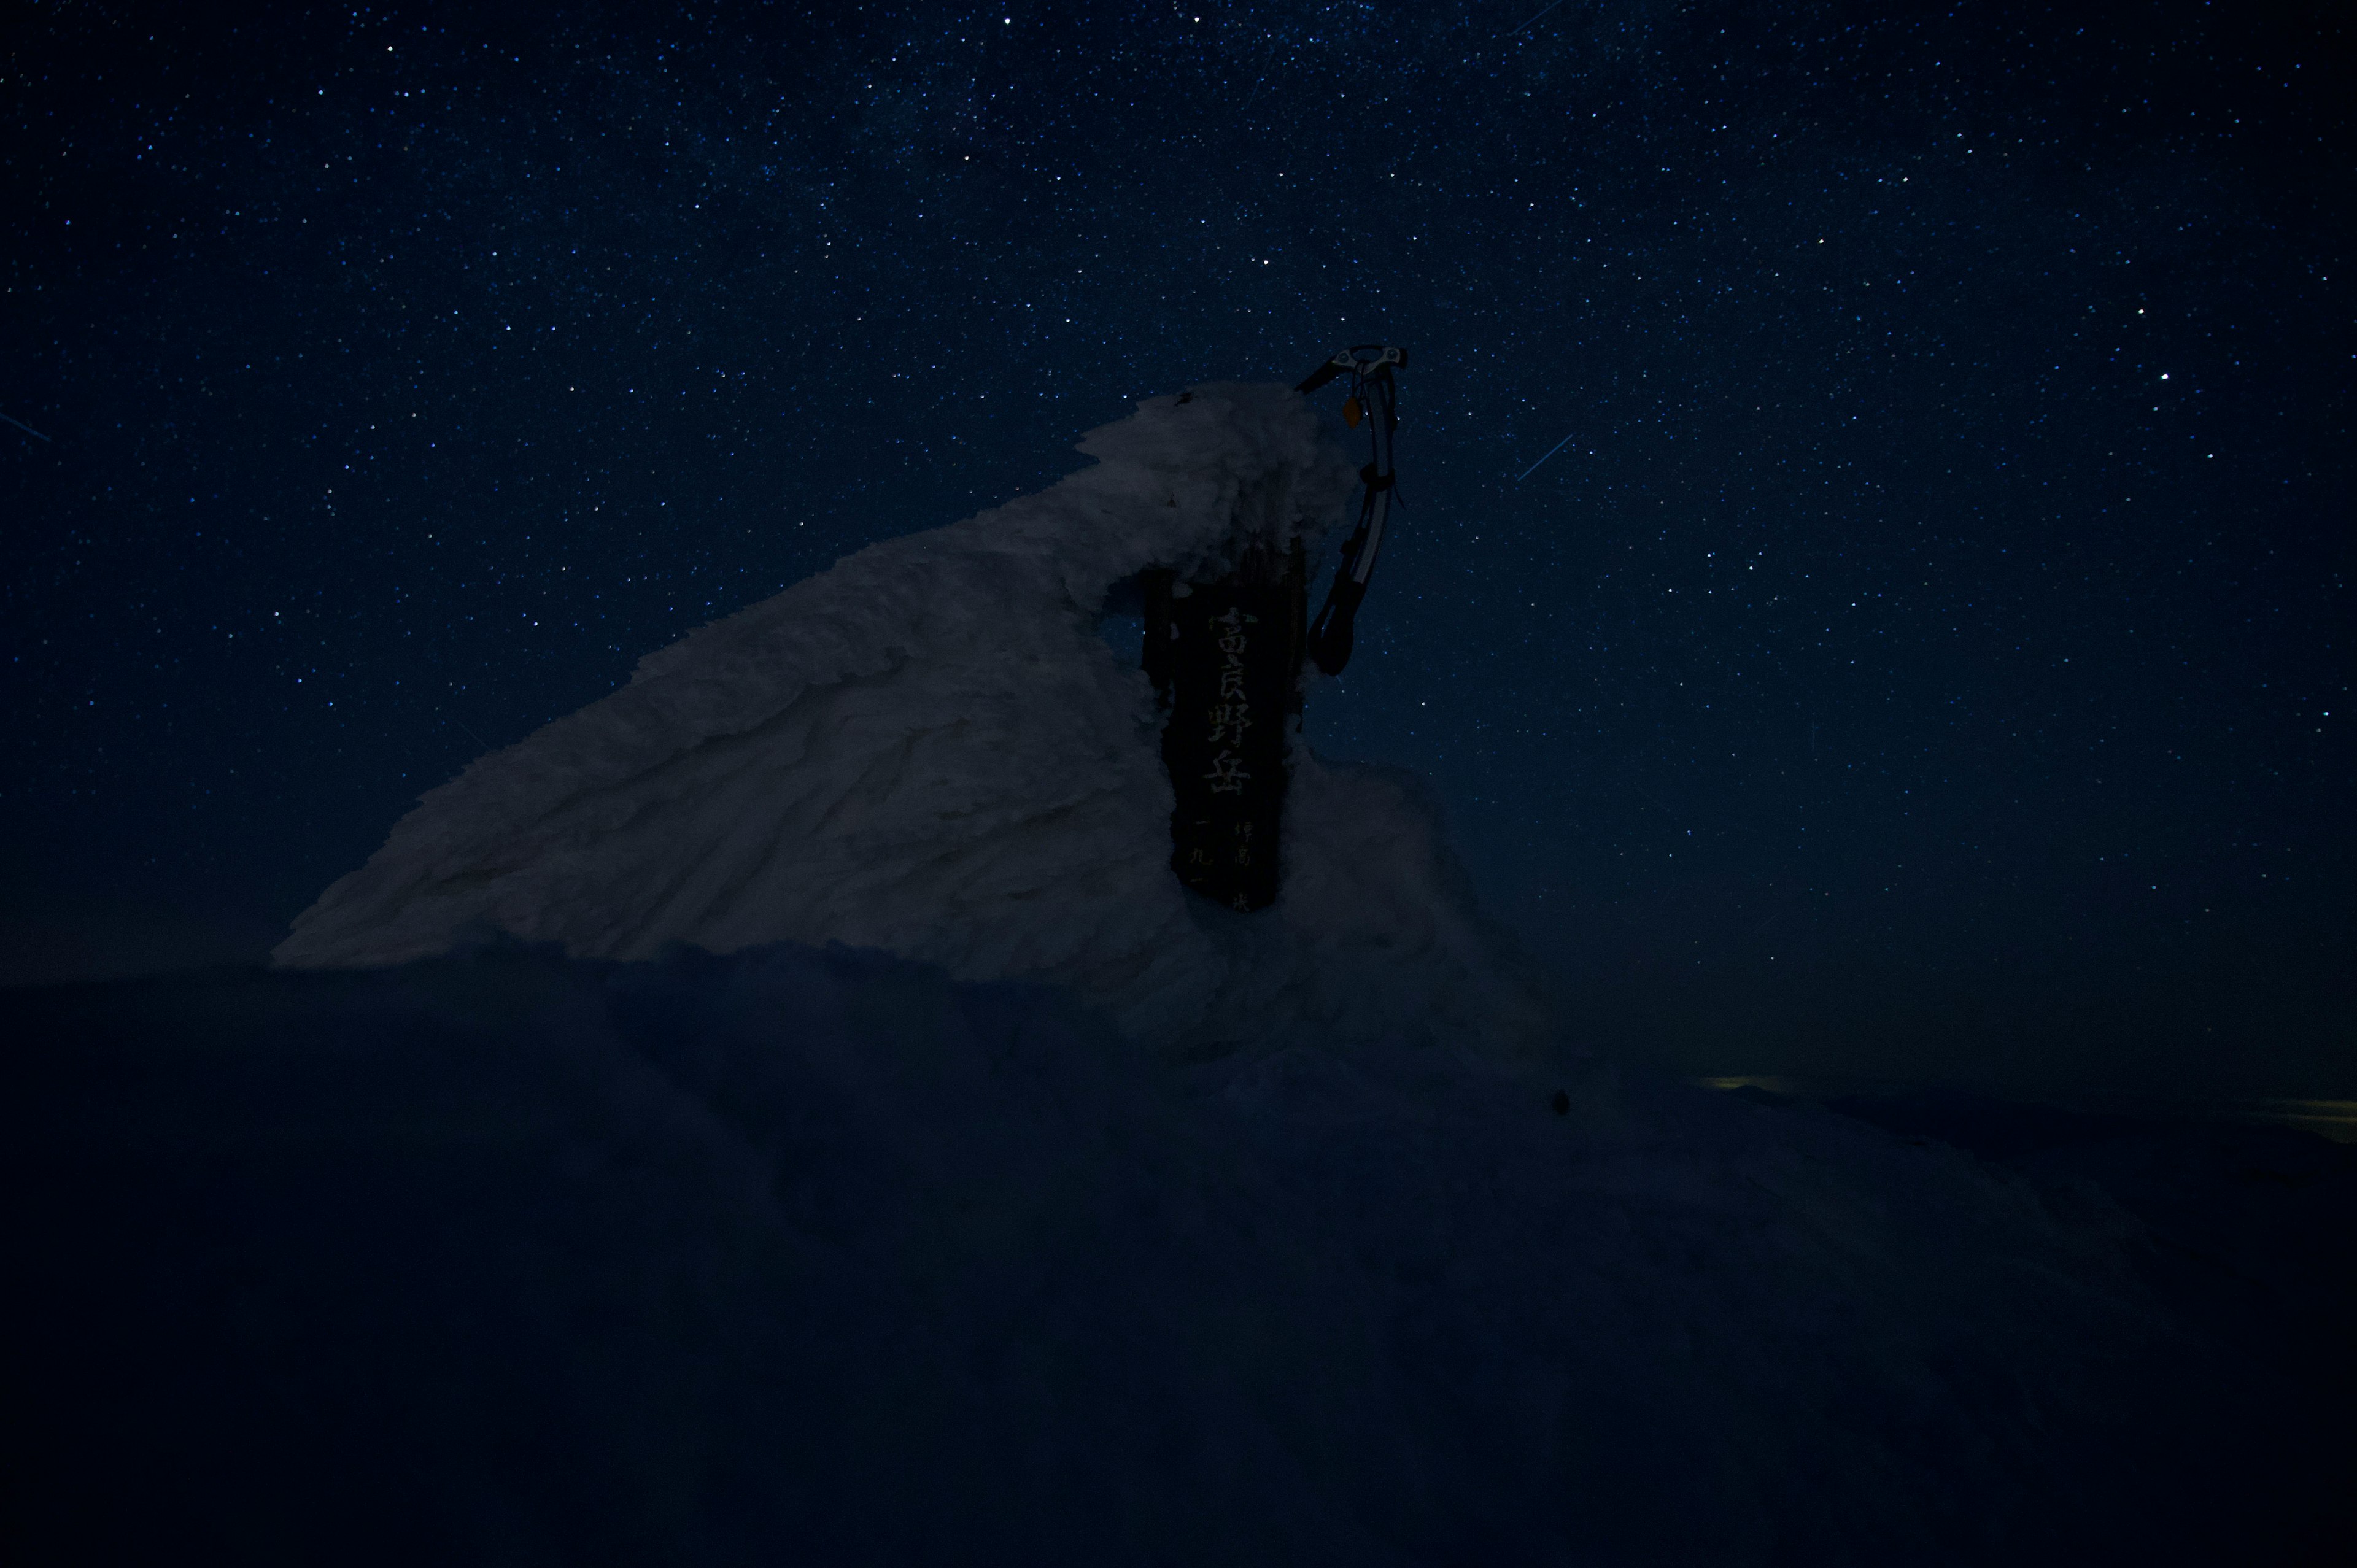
[6,1,2348,1095]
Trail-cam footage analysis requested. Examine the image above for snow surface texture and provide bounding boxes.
[14,944,2343,1566]
[277,383,1552,1059]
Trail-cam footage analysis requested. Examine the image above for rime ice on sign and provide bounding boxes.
[276,384,1557,1060]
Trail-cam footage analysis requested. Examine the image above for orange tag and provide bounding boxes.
[1343,396,1363,428]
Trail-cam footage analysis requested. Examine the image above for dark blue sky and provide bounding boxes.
[5,0,2348,1093]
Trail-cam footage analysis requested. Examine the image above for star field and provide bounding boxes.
[3,0,2348,1090]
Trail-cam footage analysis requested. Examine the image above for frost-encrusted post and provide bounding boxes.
[1142,537,1306,913]
[276,385,1554,1060]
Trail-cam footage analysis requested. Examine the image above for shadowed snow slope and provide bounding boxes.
[9,944,2348,1566]
[276,384,1549,1058]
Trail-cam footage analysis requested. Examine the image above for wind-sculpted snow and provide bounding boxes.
[276,384,1550,1057]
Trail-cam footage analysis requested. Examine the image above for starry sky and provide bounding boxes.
[5,0,2348,1094]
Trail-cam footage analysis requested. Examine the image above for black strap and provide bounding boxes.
[1306,549,1369,674]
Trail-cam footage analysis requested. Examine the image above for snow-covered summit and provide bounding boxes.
[277,383,1554,1058]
